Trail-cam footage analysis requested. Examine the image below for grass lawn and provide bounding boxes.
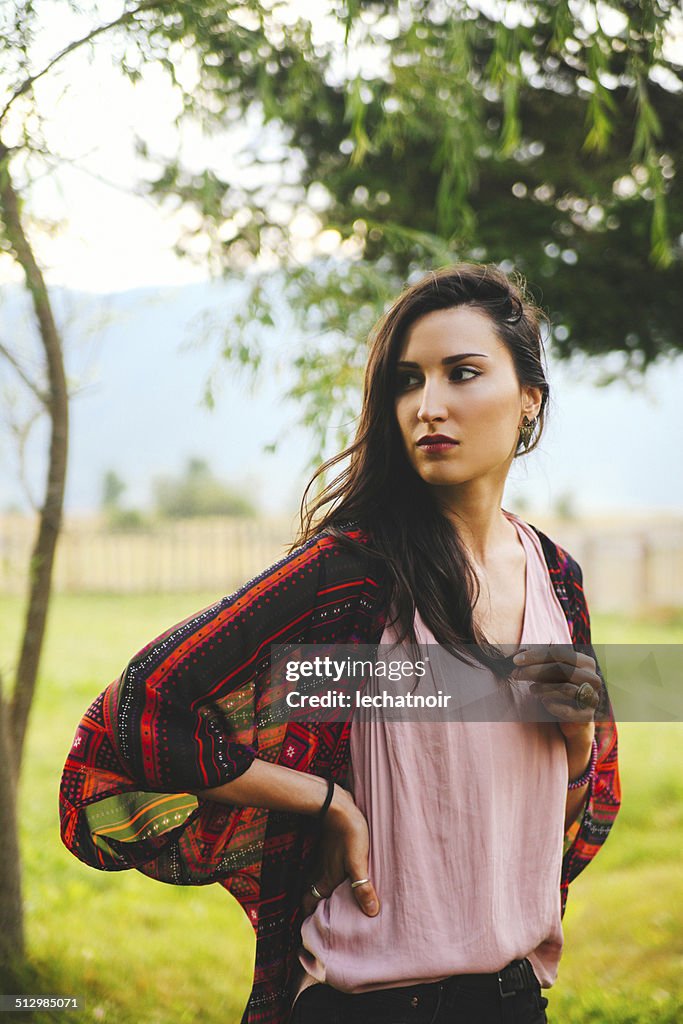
[0,593,681,1023]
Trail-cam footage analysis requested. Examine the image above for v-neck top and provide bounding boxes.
[296,510,573,998]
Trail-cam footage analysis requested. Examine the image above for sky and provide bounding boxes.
[0,1,681,291]
[1,9,216,290]
[0,0,350,291]
[1,1,682,517]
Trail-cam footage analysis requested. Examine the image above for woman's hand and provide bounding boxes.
[191,761,380,918]
[512,644,601,741]
[301,785,380,920]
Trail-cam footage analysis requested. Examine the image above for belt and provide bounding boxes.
[444,957,539,999]
[331,958,539,1014]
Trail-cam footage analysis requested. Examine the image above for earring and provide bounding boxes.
[518,415,537,451]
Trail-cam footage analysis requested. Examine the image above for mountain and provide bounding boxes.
[1,281,311,516]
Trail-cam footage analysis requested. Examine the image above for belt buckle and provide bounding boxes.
[497,971,516,1000]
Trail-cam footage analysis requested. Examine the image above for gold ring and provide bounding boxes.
[575,682,597,711]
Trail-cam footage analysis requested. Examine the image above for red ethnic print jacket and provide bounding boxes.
[59,522,621,1024]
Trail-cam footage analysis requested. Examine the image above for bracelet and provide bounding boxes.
[567,737,598,791]
[318,778,335,820]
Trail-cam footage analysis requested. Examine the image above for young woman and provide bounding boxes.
[60,264,620,1024]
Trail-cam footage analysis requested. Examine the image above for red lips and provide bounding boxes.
[416,434,459,447]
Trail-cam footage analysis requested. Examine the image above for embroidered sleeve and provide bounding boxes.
[59,534,335,877]
[559,554,621,915]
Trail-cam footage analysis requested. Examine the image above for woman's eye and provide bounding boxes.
[451,367,479,382]
[395,373,420,391]
[396,367,479,391]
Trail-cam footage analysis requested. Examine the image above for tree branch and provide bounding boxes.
[4,406,42,512]
[0,0,166,126]
[0,133,69,773]
[0,341,48,406]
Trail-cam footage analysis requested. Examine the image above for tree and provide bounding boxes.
[0,136,68,967]
[153,457,258,518]
[100,468,148,529]
[101,469,126,512]
[139,0,683,451]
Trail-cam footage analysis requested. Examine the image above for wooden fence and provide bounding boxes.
[1,513,682,613]
[0,515,295,597]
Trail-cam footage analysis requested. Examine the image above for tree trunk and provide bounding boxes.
[0,140,69,965]
[0,140,69,772]
[0,676,24,968]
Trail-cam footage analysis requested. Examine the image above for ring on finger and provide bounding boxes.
[350,877,371,889]
[311,883,325,900]
[575,681,598,710]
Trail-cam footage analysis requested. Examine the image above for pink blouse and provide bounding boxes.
[295,511,573,1002]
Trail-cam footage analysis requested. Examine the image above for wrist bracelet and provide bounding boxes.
[318,778,335,819]
[567,737,598,791]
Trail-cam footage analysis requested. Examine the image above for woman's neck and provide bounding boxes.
[438,492,517,567]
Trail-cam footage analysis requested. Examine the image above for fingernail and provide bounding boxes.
[367,900,378,914]
[512,651,526,664]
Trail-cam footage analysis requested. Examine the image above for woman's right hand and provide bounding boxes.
[190,760,379,918]
[301,784,380,919]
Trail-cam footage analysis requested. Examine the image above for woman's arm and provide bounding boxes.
[527,535,621,908]
[193,759,381,917]
[562,721,595,832]
[59,529,386,881]
[511,647,602,833]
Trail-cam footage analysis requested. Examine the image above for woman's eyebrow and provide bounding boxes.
[396,352,490,368]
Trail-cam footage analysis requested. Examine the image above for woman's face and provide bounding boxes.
[394,306,541,495]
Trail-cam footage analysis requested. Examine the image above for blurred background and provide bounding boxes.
[1,1,682,1022]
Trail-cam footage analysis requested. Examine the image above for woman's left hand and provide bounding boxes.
[512,644,601,741]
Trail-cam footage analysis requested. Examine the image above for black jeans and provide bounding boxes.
[290,969,549,1024]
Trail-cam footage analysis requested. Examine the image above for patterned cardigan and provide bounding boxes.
[59,522,621,1024]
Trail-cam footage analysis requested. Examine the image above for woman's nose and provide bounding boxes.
[417,383,448,422]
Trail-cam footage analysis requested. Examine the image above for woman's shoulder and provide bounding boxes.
[273,519,386,584]
[505,510,591,642]
[292,518,374,554]
[503,509,584,586]
[529,523,584,587]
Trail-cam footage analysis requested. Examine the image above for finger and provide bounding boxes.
[530,684,577,704]
[301,879,332,918]
[524,664,600,688]
[513,645,595,672]
[348,876,380,916]
[301,892,316,917]
[346,853,379,916]
[571,649,598,672]
[544,701,595,723]
[529,679,598,700]
[512,644,553,667]
[533,683,599,712]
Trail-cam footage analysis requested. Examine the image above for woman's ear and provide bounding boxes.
[521,386,543,420]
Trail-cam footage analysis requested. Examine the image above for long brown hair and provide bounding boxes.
[292,263,550,660]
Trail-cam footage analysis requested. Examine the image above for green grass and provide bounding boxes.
[0,595,681,1023]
